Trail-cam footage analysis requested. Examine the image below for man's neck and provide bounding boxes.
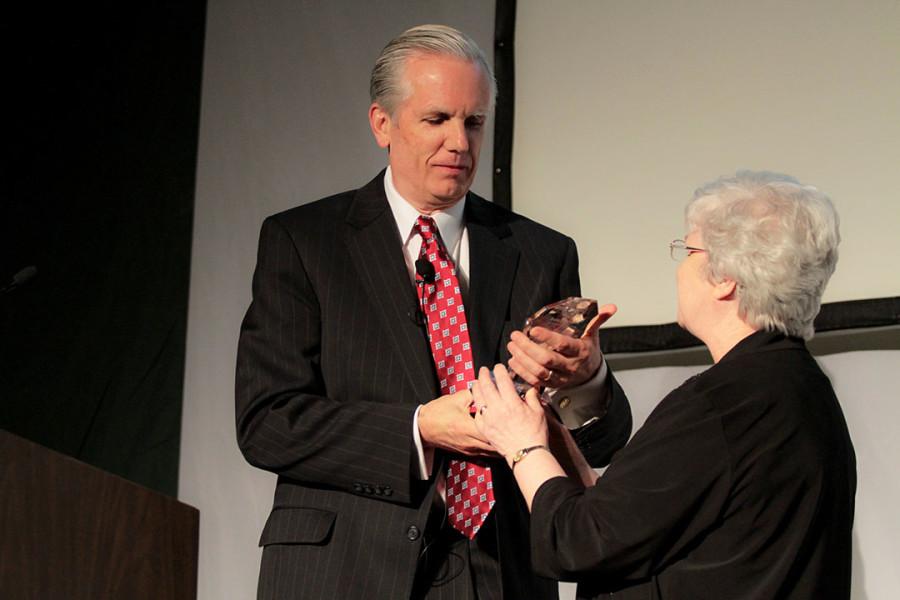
[386,167,465,215]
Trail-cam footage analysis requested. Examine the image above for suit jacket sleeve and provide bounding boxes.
[235,216,419,505]
[556,237,632,467]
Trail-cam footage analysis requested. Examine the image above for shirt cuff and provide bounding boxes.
[412,405,434,479]
[545,360,610,429]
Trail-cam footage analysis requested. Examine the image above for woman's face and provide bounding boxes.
[676,229,713,335]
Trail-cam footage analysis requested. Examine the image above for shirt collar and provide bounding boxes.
[383,166,466,256]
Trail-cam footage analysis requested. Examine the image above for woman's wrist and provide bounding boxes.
[508,444,551,470]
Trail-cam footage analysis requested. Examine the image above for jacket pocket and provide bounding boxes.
[258,506,336,547]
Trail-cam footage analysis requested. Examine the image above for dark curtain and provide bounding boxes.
[1,2,206,497]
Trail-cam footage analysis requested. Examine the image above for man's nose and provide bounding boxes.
[444,120,470,152]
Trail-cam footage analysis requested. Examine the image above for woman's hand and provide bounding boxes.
[472,364,549,466]
[473,364,567,510]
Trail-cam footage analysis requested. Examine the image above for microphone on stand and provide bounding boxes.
[1,265,38,295]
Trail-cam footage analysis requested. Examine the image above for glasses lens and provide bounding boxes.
[670,240,687,261]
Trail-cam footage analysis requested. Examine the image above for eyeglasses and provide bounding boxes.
[669,239,707,261]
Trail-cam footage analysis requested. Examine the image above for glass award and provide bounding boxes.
[512,297,599,396]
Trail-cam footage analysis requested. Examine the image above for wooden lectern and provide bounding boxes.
[0,430,198,599]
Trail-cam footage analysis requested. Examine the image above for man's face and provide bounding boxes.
[369,53,491,213]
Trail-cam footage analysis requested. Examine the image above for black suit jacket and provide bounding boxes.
[531,331,856,599]
[236,172,631,599]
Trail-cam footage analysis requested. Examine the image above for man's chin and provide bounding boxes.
[429,185,470,206]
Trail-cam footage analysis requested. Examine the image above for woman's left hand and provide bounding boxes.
[472,364,549,466]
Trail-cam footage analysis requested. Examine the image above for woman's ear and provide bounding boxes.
[713,277,738,301]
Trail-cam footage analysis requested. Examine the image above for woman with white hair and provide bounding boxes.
[472,171,856,599]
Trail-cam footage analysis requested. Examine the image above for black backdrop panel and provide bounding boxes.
[1,3,206,496]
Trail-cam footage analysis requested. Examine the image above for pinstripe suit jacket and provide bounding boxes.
[236,171,631,599]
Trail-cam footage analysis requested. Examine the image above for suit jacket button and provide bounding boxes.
[364,485,373,494]
[383,486,392,497]
[374,486,383,495]
[353,483,363,493]
[406,525,420,541]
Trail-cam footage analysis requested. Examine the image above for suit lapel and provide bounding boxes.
[465,196,520,370]
[344,173,438,403]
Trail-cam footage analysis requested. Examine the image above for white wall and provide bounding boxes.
[514,0,900,327]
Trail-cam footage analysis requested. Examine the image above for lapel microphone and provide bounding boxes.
[415,258,436,284]
[410,258,437,327]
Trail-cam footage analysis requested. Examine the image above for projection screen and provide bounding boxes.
[512,0,900,327]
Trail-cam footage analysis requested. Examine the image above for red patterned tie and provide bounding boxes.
[414,216,494,539]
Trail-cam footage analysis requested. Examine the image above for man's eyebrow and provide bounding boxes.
[416,107,445,117]
[419,106,488,117]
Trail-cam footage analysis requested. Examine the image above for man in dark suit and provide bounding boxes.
[236,24,631,599]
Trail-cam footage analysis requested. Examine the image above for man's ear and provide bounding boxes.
[369,103,392,149]
[714,277,738,301]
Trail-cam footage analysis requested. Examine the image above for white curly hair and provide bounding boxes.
[686,170,840,339]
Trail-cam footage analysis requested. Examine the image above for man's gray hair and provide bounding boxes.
[686,170,840,340]
[370,24,496,115]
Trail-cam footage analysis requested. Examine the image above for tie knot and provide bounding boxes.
[414,216,438,242]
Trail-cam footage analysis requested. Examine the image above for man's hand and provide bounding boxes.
[418,389,497,457]
[507,303,617,389]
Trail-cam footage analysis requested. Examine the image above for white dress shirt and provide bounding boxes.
[382,168,610,479]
